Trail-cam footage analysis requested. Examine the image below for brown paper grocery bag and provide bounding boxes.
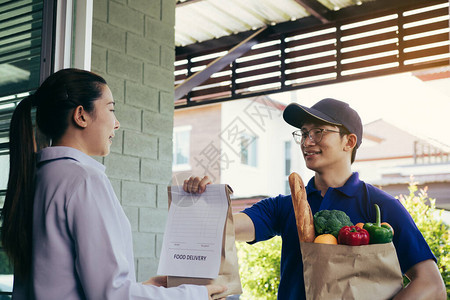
[300,242,403,300]
[166,185,242,299]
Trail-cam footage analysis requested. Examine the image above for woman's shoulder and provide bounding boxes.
[37,157,108,195]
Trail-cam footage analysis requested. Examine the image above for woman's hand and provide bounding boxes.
[142,275,167,287]
[206,284,227,300]
[183,176,212,194]
[143,276,226,299]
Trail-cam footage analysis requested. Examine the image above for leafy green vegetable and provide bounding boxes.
[313,210,353,238]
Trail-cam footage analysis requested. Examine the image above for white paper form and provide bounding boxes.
[157,184,228,278]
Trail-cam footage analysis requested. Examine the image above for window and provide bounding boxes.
[285,141,291,175]
[285,180,290,196]
[0,0,56,293]
[284,141,291,194]
[173,126,191,171]
[0,4,42,97]
[240,133,257,167]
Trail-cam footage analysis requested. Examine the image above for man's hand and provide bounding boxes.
[183,176,212,194]
[393,259,446,300]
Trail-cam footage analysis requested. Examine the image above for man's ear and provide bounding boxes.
[344,133,357,152]
[72,105,88,128]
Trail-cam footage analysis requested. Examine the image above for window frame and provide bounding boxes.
[240,132,258,167]
[172,125,192,172]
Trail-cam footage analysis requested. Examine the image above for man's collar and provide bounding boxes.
[335,172,360,197]
[306,172,360,197]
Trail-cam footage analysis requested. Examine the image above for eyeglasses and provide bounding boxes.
[292,128,341,146]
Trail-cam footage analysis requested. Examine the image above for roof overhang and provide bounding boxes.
[174,0,450,107]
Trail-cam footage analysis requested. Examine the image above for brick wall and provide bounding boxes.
[91,0,175,281]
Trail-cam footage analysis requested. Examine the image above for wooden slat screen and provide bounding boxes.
[175,0,449,107]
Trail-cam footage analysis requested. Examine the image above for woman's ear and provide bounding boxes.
[344,133,357,152]
[72,105,88,128]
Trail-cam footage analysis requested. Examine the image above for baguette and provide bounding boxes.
[289,172,315,243]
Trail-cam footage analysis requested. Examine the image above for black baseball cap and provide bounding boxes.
[283,98,363,148]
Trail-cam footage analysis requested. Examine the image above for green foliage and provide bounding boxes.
[236,237,282,300]
[313,209,353,238]
[397,181,450,298]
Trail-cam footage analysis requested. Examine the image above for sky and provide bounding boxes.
[270,72,450,146]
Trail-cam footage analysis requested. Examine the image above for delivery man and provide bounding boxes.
[184,98,446,299]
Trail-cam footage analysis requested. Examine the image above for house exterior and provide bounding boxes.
[172,103,222,185]
[354,119,450,209]
[173,98,450,211]
[172,96,313,199]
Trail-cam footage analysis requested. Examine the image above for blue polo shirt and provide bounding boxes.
[242,172,436,300]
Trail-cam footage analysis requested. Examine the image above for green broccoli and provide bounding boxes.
[313,210,353,238]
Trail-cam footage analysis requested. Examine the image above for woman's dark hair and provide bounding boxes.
[1,68,106,278]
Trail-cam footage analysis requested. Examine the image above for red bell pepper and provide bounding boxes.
[338,225,370,246]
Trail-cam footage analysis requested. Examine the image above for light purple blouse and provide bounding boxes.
[12,146,207,300]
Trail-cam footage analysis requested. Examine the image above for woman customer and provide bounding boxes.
[1,68,225,299]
